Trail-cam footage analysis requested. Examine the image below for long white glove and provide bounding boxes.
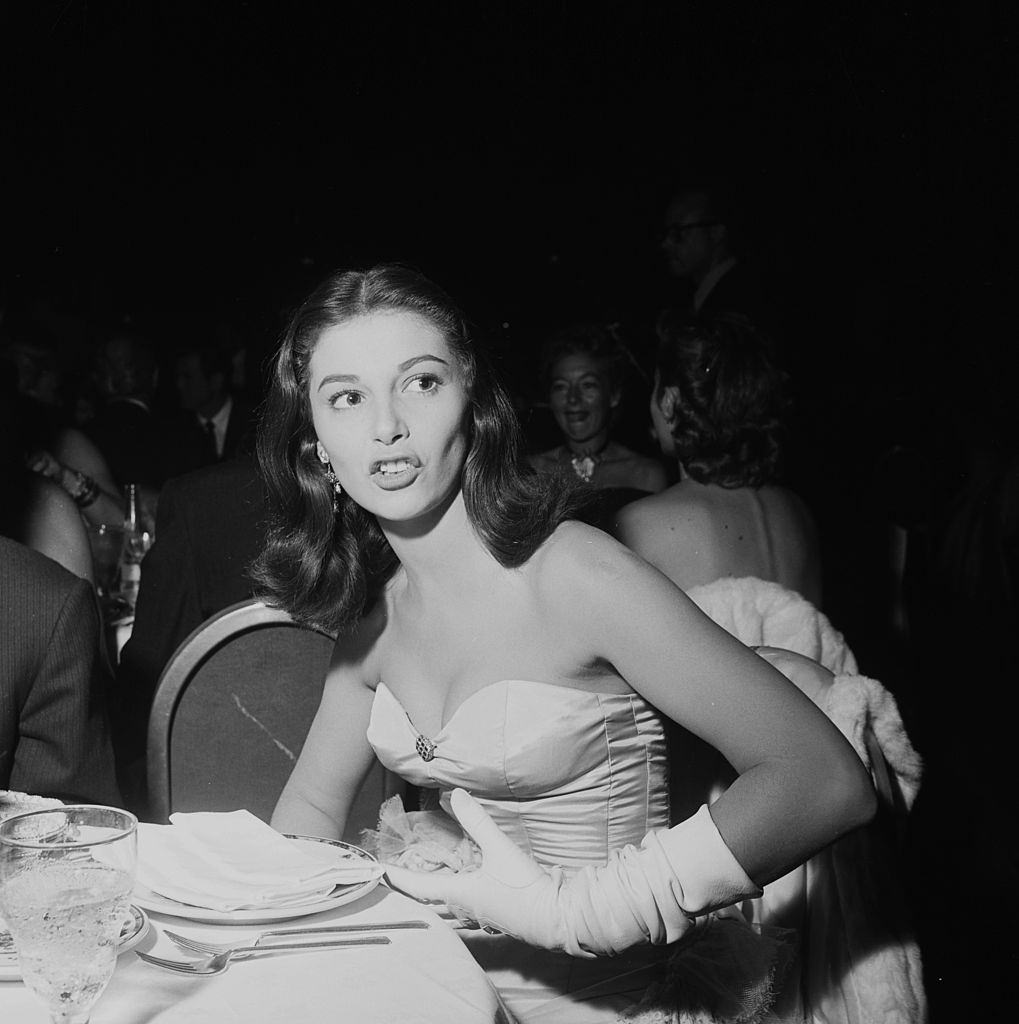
[384,789,761,959]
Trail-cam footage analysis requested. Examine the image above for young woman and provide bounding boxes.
[614,313,823,606]
[258,265,874,1023]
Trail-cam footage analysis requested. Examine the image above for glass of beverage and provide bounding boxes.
[0,805,138,1024]
[86,523,124,605]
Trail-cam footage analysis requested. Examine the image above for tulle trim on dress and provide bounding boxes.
[364,798,796,1023]
[359,795,481,872]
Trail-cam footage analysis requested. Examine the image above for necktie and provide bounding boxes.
[203,418,218,463]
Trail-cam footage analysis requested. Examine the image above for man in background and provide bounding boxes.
[660,184,776,333]
[166,343,257,479]
[87,329,168,491]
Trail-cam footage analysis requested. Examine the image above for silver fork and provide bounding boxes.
[164,920,428,956]
[136,936,390,976]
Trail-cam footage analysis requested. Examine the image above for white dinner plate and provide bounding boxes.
[0,904,149,982]
[132,836,381,925]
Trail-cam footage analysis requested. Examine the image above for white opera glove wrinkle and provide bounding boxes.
[384,789,762,959]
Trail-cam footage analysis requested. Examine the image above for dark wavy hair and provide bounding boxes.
[654,313,789,488]
[252,263,581,632]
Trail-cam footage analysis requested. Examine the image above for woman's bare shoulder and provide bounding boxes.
[612,486,723,577]
[525,517,710,657]
[530,518,653,593]
[329,588,396,689]
[616,483,712,531]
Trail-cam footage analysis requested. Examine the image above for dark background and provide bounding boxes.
[3,3,1012,353]
[2,4,1015,1018]
[4,2,1013,629]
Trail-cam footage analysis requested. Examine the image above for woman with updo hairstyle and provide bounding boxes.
[260,266,873,1023]
[614,313,822,605]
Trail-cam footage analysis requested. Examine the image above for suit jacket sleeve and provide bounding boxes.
[11,577,122,805]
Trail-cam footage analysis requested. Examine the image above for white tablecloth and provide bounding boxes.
[1,885,515,1024]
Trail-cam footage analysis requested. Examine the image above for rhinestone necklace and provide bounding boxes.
[562,440,610,483]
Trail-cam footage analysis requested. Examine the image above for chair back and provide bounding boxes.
[147,599,399,842]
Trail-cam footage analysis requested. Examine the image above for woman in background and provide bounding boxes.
[529,323,667,528]
[614,313,822,606]
[0,361,94,582]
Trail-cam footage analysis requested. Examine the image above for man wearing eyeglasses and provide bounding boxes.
[660,186,771,332]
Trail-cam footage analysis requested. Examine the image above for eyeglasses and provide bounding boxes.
[661,221,717,244]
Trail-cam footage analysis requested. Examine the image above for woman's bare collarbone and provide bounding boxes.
[374,534,631,735]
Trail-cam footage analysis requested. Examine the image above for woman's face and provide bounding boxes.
[547,352,618,447]
[308,310,471,525]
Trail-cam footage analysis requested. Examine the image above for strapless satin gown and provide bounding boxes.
[367,679,671,1023]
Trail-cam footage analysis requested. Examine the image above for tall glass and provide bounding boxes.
[0,806,137,1024]
[86,523,124,607]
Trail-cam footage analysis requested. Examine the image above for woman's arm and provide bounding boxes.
[31,428,124,527]
[388,530,875,955]
[22,477,95,583]
[270,638,379,840]
[539,524,876,887]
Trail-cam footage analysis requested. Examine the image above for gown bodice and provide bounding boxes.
[366,679,670,874]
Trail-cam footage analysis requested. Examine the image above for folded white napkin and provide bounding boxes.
[136,810,382,912]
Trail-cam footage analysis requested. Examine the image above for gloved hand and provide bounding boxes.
[384,789,761,958]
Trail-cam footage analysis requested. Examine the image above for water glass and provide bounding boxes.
[0,806,138,1024]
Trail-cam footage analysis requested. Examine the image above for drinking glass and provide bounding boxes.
[0,806,138,1024]
[86,523,124,605]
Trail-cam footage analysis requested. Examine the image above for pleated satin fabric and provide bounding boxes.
[367,679,670,874]
[367,678,674,1022]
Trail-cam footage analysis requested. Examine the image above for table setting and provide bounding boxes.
[1,800,515,1023]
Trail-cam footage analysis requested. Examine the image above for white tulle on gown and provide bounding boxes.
[366,679,674,1023]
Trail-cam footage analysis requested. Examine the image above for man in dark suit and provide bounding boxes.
[113,454,266,811]
[660,185,777,334]
[86,329,170,490]
[163,344,258,480]
[0,536,121,804]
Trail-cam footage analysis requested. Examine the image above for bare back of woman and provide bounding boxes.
[615,478,822,607]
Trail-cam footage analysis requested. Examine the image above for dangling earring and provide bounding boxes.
[316,441,342,510]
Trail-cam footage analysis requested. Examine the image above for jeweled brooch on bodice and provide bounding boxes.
[414,734,437,762]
